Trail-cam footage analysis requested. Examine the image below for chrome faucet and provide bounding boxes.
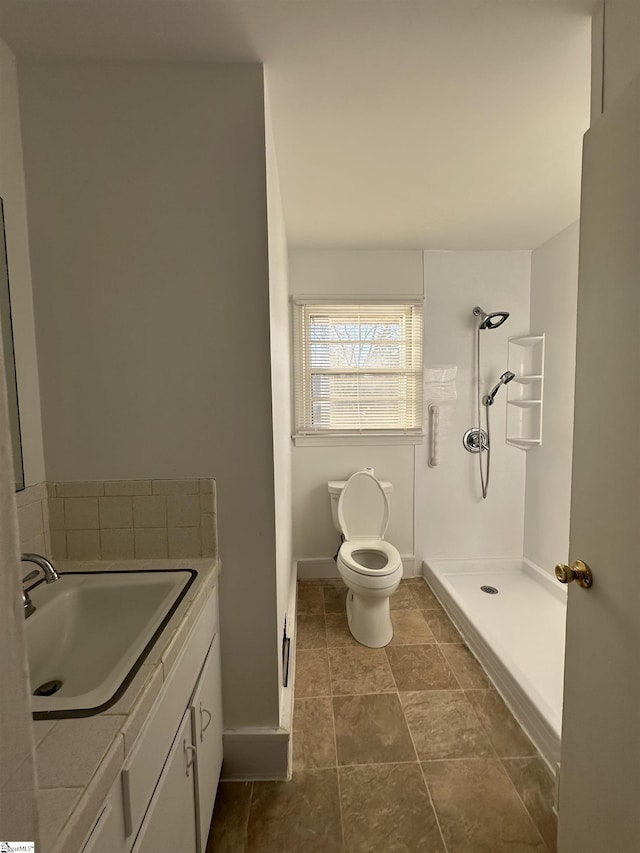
[21,553,60,617]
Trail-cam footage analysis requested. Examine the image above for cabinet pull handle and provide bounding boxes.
[184,741,197,777]
[200,702,212,740]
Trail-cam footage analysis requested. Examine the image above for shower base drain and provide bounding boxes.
[34,679,63,697]
[480,585,499,595]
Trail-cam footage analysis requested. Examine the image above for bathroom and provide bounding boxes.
[0,2,639,852]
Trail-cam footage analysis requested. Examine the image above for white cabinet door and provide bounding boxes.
[132,709,197,853]
[191,634,223,853]
[81,802,122,853]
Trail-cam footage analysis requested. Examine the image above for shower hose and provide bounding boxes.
[476,323,490,500]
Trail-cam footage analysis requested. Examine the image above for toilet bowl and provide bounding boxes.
[331,469,402,648]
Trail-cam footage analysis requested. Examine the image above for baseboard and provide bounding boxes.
[296,555,418,580]
[221,728,290,781]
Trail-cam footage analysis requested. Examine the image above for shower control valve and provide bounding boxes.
[462,428,489,453]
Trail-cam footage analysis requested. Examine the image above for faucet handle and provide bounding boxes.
[22,569,40,584]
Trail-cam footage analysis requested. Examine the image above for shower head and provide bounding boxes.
[473,307,510,330]
[483,371,516,406]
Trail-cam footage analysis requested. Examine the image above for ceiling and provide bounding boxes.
[0,1,595,249]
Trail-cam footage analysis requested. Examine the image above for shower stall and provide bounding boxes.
[418,270,575,775]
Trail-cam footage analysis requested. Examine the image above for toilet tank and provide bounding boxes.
[328,473,393,534]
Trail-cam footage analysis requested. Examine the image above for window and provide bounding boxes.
[293,300,424,441]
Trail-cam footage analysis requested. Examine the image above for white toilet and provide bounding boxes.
[328,468,403,648]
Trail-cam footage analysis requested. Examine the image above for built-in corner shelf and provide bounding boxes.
[506,334,545,449]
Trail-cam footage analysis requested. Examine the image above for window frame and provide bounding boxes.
[292,297,425,446]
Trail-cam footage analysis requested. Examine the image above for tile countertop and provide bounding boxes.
[32,557,222,853]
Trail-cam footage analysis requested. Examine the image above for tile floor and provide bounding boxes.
[207,577,557,852]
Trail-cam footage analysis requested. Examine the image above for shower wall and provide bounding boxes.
[414,251,531,562]
[524,222,579,574]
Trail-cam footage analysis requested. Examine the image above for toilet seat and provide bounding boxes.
[339,539,401,577]
[338,469,390,538]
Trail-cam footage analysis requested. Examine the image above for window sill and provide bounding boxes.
[292,433,425,447]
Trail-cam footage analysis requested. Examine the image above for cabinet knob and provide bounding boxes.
[184,741,197,776]
[200,702,213,741]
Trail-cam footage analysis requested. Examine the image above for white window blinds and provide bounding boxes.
[293,301,424,436]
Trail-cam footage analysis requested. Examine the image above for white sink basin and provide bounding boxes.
[26,570,196,718]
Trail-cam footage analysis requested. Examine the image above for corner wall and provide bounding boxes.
[0,33,38,844]
[18,60,281,731]
[524,223,579,573]
[265,80,294,714]
[0,37,43,487]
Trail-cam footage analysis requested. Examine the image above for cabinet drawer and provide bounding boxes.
[122,588,216,839]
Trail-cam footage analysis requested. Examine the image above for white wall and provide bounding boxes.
[524,223,579,574]
[0,34,39,843]
[289,249,423,563]
[265,81,293,711]
[415,251,530,561]
[18,60,281,730]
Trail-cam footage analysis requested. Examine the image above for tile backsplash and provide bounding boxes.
[17,479,217,561]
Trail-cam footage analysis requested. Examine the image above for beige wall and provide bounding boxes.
[0,33,38,844]
[18,60,280,729]
[524,222,579,574]
[602,0,640,110]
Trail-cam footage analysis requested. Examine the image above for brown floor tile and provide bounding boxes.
[422,609,462,643]
[333,693,416,766]
[385,644,459,691]
[440,643,490,689]
[423,758,547,853]
[339,763,445,852]
[465,689,537,758]
[325,612,359,648]
[400,690,494,760]
[247,769,342,853]
[503,757,558,853]
[328,646,396,694]
[297,582,325,614]
[297,613,327,649]
[206,781,252,853]
[293,697,337,771]
[389,583,417,610]
[296,649,331,698]
[323,579,348,613]
[389,609,436,645]
[406,579,444,610]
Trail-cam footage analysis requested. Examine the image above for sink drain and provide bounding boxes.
[480,585,499,595]
[34,679,63,697]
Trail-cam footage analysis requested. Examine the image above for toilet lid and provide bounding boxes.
[338,469,390,540]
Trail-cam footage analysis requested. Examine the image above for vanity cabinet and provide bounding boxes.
[80,584,222,853]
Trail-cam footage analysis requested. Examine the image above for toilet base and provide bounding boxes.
[346,589,394,648]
